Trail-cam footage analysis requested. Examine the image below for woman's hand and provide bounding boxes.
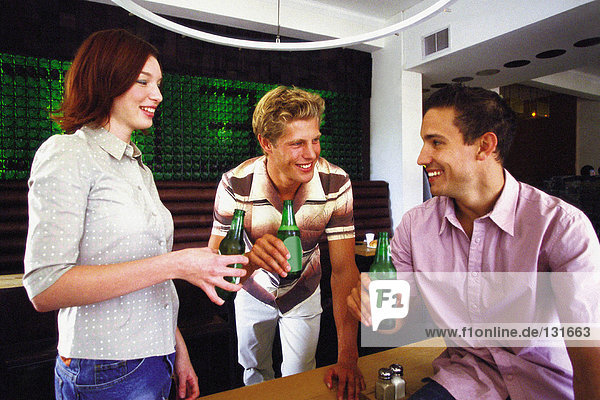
[174,328,199,400]
[172,247,249,305]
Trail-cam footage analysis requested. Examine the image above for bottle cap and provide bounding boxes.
[378,368,393,380]
[389,364,404,376]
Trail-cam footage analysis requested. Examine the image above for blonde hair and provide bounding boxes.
[252,86,325,147]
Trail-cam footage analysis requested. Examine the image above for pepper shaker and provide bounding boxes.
[375,368,395,400]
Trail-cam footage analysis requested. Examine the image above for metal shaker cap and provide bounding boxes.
[378,367,393,380]
[389,363,404,376]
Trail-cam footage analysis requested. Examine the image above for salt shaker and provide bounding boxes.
[389,363,406,399]
[375,367,395,400]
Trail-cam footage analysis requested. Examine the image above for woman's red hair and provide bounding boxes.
[51,29,159,134]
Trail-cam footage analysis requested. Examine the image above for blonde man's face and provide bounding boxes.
[260,118,322,191]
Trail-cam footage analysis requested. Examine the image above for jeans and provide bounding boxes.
[410,380,512,400]
[54,353,175,400]
[409,380,456,400]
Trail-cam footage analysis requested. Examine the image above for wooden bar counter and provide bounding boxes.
[199,337,445,400]
[0,273,23,289]
[354,242,376,257]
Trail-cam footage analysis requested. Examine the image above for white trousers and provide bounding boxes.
[234,286,322,385]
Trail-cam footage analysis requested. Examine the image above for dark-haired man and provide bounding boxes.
[349,84,600,399]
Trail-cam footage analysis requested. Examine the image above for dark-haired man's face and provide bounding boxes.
[417,107,479,199]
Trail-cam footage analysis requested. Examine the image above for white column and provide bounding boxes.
[370,35,423,228]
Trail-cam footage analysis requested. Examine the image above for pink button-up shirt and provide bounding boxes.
[391,171,600,400]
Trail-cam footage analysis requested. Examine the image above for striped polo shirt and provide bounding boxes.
[211,155,355,313]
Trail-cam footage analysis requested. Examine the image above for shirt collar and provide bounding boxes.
[249,156,326,210]
[487,169,518,236]
[440,197,460,235]
[82,126,143,164]
[440,169,518,236]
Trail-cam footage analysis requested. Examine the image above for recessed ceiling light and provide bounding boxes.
[503,60,530,68]
[452,76,474,83]
[476,69,500,76]
[574,37,600,47]
[431,83,449,88]
[536,49,566,59]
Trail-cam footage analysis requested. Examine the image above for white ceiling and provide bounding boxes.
[295,0,425,19]
[96,0,600,99]
[409,0,600,99]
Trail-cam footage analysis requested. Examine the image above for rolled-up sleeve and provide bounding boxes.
[23,136,88,300]
[325,176,355,241]
[547,207,600,325]
[211,174,237,237]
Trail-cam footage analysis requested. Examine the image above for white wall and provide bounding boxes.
[577,99,600,172]
[402,0,595,69]
[370,34,424,228]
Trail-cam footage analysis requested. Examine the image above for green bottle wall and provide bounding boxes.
[0,52,364,181]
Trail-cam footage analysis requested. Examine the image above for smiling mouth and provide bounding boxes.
[297,163,312,171]
[140,106,156,115]
[427,170,442,178]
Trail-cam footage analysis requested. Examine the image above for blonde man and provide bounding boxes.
[209,86,365,399]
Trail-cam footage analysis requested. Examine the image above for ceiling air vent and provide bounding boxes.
[423,28,449,57]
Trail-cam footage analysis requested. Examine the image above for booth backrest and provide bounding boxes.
[0,178,391,396]
[0,177,392,333]
[0,178,391,325]
[155,179,393,252]
[0,179,393,275]
[0,180,28,275]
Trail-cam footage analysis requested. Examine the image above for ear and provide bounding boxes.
[476,132,498,161]
[257,134,273,155]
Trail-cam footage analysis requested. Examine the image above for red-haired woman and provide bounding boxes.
[24,29,248,400]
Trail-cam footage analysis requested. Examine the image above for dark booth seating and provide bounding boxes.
[0,179,392,397]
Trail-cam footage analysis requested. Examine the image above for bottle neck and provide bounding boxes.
[373,232,391,263]
[227,209,245,240]
[280,200,299,230]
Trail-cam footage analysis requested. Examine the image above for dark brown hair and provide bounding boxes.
[51,29,159,134]
[424,84,517,164]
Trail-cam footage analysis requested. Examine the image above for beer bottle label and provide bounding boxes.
[283,236,302,274]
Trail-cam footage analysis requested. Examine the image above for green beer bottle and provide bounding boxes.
[217,209,246,301]
[277,200,303,284]
[369,232,396,330]
[369,232,395,279]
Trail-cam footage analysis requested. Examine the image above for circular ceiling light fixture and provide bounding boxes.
[573,37,600,47]
[111,0,456,51]
[476,69,500,76]
[535,49,566,59]
[503,59,530,68]
[452,76,473,82]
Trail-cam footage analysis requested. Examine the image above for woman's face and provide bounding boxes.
[107,56,162,142]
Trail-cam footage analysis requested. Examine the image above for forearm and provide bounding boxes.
[31,252,178,312]
[568,346,600,399]
[331,268,360,362]
[175,327,188,357]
